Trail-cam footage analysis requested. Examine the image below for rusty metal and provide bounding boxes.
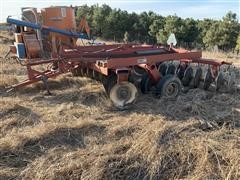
[5,6,235,108]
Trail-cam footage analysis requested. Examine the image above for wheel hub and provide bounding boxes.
[117,86,131,100]
[166,82,178,97]
[109,82,138,108]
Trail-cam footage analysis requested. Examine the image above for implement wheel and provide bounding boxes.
[109,82,138,108]
[156,75,181,98]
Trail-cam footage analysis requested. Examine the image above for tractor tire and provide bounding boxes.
[156,74,181,99]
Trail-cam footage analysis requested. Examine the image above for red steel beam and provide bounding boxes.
[106,51,202,68]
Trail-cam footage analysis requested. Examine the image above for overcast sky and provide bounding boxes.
[0,0,239,22]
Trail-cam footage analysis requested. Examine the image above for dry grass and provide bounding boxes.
[0,38,240,179]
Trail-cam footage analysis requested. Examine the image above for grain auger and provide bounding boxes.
[5,6,236,108]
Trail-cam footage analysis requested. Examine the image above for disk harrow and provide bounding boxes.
[6,16,236,109]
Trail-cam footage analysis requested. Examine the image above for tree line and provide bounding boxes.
[75,4,240,52]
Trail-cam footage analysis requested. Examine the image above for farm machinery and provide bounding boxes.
[5,6,236,108]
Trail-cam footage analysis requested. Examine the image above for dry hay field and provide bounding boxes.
[0,33,240,179]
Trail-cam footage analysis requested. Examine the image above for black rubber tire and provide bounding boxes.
[203,69,213,90]
[140,74,152,94]
[156,75,181,98]
[181,66,193,86]
[193,67,202,88]
[166,64,176,75]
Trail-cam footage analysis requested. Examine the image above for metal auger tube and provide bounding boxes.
[6,17,91,40]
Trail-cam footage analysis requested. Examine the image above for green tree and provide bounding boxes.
[197,18,215,47]
[235,34,240,53]
[156,15,185,45]
[75,5,95,29]
[182,18,199,47]
[203,11,239,50]
[74,5,239,51]
[203,22,221,49]
[149,17,165,43]
[92,4,112,37]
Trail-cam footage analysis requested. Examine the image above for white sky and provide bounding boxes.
[0,0,239,23]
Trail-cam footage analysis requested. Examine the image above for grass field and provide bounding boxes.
[0,34,240,179]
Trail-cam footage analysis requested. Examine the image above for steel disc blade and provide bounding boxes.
[158,63,167,76]
[81,68,87,77]
[166,64,176,75]
[226,71,236,91]
[193,67,202,88]
[176,64,185,80]
[215,72,225,91]
[203,68,213,90]
[140,74,152,94]
[181,66,193,86]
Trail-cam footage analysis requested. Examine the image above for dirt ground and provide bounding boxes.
[0,33,240,179]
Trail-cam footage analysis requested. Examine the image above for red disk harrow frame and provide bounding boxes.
[8,43,235,108]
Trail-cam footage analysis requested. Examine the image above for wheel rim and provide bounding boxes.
[116,86,131,100]
[110,82,137,108]
[165,82,179,97]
